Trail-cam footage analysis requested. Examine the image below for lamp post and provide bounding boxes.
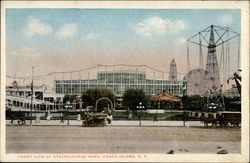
[18,105,21,125]
[64,101,72,125]
[181,103,186,127]
[153,101,159,122]
[136,102,144,126]
[74,100,78,111]
[210,102,217,116]
[53,100,56,111]
[156,101,159,121]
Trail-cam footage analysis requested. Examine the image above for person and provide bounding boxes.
[47,111,51,121]
[10,114,14,125]
[77,114,81,121]
[36,115,40,123]
[138,113,141,126]
[153,113,158,122]
[60,112,64,123]
[20,116,26,125]
[107,113,113,124]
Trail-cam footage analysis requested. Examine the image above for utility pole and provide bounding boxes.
[30,66,34,126]
[34,67,37,123]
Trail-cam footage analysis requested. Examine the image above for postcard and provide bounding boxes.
[1,1,249,162]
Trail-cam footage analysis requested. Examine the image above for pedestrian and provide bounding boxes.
[10,114,14,125]
[107,114,112,124]
[60,112,64,123]
[47,111,51,121]
[20,117,26,125]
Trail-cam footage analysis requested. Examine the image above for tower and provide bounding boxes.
[169,58,177,80]
[205,25,220,91]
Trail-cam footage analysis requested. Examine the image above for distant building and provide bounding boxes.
[6,85,64,111]
[183,69,207,95]
[55,70,185,96]
[12,80,18,88]
[169,58,177,80]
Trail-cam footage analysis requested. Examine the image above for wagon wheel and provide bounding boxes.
[89,120,95,127]
[234,121,241,128]
[82,120,88,127]
[237,122,241,128]
[17,118,25,126]
[100,121,106,127]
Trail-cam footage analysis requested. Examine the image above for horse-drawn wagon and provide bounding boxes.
[200,111,241,128]
[217,111,241,127]
[82,113,107,127]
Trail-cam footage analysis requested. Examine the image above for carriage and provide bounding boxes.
[200,111,241,128]
[82,113,107,127]
[217,111,241,127]
[6,109,36,125]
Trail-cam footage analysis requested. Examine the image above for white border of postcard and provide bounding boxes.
[1,1,249,162]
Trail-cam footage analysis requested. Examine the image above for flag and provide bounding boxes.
[31,80,33,95]
[183,82,187,91]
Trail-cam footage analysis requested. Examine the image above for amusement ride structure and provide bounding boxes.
[185,25,240,110]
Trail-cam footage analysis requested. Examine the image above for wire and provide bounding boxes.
[238,35,241,70]
[187,42,190,72]
[219,43,224,80]
[199,33,203,69]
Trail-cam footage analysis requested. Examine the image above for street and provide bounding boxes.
[6,126,240,154]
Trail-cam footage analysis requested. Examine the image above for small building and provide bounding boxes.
[6,85,64,111]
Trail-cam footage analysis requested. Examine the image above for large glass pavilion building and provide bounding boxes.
[55,70,185,96]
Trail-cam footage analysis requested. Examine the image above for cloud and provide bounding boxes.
[56,23,79,40]
[24,17,52,37]
[11,47,41,57]
[79,33,101,41]
[175,37,187,46]
[132,16,187,37]
[170,20,186,33]
[218,14,233,25]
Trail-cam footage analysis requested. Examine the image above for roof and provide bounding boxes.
[150,92,181,101]
[97,70,145,74]
[170,58,176,66]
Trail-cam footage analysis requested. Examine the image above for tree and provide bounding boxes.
[181,95,205,111]
[63,94,76,103]
[81,89,115,112]
[224,96,241,111]
[122,89,148,110]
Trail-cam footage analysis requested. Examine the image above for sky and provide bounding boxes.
[6,9,241,78]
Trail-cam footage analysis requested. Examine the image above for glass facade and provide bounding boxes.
[55,70,184,96]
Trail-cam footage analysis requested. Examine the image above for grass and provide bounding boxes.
[6,110,201,121]
[112,111,185,121]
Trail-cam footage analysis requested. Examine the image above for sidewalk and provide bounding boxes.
[5,120,203,127]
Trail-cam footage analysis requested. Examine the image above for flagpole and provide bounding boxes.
[30,66,34,126]
[34,67,37,123]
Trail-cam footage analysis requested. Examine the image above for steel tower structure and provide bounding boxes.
[169,58,177,80]
[205,25,220,91]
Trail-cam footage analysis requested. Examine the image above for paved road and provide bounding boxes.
[6,126,240,154]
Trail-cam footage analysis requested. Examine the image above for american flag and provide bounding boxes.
[31,80,33,95]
